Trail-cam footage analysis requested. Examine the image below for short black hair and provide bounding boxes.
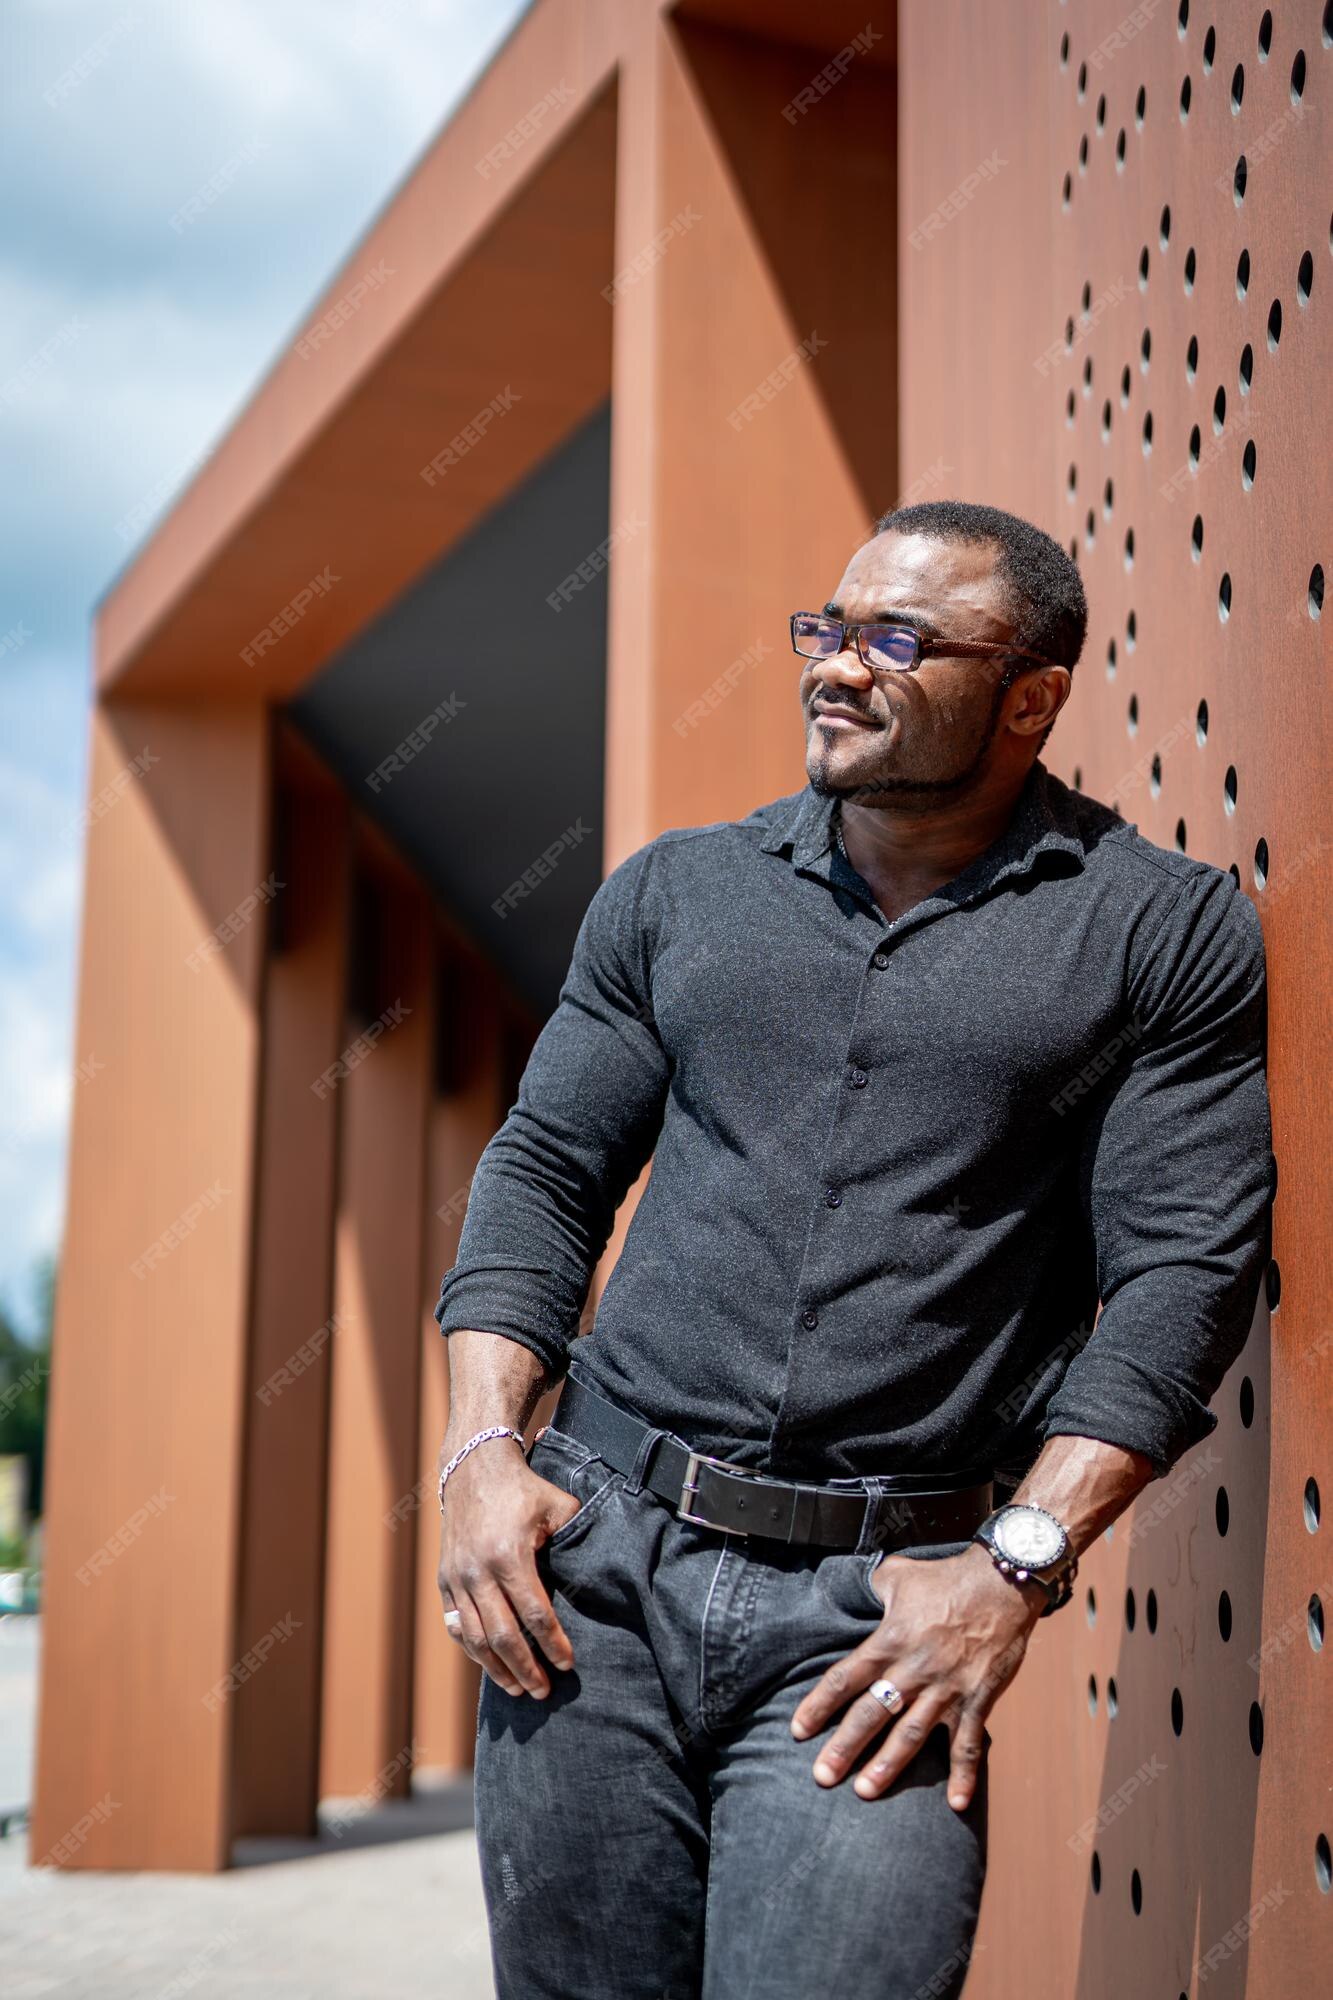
[871,498,1087,674]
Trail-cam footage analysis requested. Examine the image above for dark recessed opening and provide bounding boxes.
[1258,10,1273,57]
[1249,1701,1264,1755]
[1291,48,1306,102]
[1297,249,1315,306]
[1218,571,1232,620]
[1310,564,1325,618]
[1305,1476,1321,1533]
[1125,1587,1137,1630]
[1239,1374,1255,1425]
[1239,342,1253,392]
[1233,154,1247,205]
[1171,1687,1184,1736]
[1268,297,1282,348]
[1254,836,1269,889]
[1191,514,1204,559]
[1186,333,1198,380]
[1184,244,1197,293]
[1219,1589,1233,1641]
[1196,698,1208,742]
[1224,764,1238,812]
[1146,1588,1158,1633]
[1230,61,1244,111]
[1216,1484,1230,1536]
[1236,247,1250,298]
[1242,438,1256,489]
[1180,73,1192,118]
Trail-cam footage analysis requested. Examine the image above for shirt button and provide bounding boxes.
[801,1308,818,1329]
[848,1067,868,1088]
[825,1187,842,1207]
[872,950,890,970]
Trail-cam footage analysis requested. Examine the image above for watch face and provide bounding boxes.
[994,1506,1065,1568]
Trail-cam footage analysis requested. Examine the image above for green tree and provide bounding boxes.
[0,1253,53,1521]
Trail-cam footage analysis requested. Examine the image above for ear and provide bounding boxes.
[1007,666,1071,738]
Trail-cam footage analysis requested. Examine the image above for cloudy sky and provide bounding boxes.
[0,0,531,1335]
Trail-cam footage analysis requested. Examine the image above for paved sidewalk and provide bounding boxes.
[1,1784,496,1999]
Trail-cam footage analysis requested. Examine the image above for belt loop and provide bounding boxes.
[856,1477,885,1556]
[623,1426,666,1497]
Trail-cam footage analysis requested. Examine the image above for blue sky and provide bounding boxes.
[0,0,531,1336]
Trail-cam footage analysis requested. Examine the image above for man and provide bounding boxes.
[434,500,1272,1999]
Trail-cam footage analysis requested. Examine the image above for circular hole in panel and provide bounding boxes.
[1219,1589,1233,1641]
[1086,1587,1097,1627]
[1107,638,1118,678]
[1239,342,1253,392]
[1135,83,1146,126]
[1184,245,1197,293]
[1079,133,1089,173]
[1297,249,1314,306]
[1305,1476,1321,1533]
[1291,48,1306,102]
[1203,25,1215,70]
[1213,382,1226,432]
[1124,526,1135,568]
[1063,172,1072,210]
[1104,477,1114,516]
[1106,1677,1119,1718]
[1258,10,1272,58]
[1178,0,1189,32]
[1239,1373,1255,1425]
[1317,1836,1332,1896]
[1224,764,1238,813]
[1116,127,1127,169]
[1191,514,1204,560]
[1127,608,1137,648]
[1171,1687,1184,1735]
[1310,1596,1325,1653]
[1121,363,1132,404]
[1254,836,1269,889]
[1066,388,1076,424]
[1141,325,1152,370]
[1088,1672,1099,1715]
[1309,564,1325,617]
[1180,73,1192,118]
[1189,422,1201,467]
[1131,1869,1143,1915]
[1125,1587,1137,1630]
[1142,410,1154,453]
[1265,1258,1281,1310]
[1216,1484,1230,1536]
[1096,93,1107,131]
[1102,399,1113,438]
[1068,462,1078,497]
[1242,438,1256,488]
[1078,60,1088,99]
[1092,1851,1102,1893]
[1139,243,1150,288]
[1150,754,1162,797]
[1230,61,1244,111]
[1082,279,1092,314]
[1249,1701,1264,1755]
[1186,333,1198,380]
[1175,818,1188,852]
[1218,571,1232,620]
[1060,30,1070,65]
[1083,354,1094,391]
[1146,1588,1158,1633]
[1196,698,1209,742]
[1127,693,1139,733]
[1236,247,1250,298]
[1160,202,1172,247]
[1233,154,1247,205]
[1267,296,1282,348]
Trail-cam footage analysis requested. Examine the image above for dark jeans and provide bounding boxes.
[474,1416,990,1999]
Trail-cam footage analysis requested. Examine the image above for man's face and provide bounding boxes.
[801,530,1037,805]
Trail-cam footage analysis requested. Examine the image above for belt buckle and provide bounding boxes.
[678,1450,754,1536]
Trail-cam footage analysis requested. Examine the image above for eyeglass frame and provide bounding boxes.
[790,611,1063,687]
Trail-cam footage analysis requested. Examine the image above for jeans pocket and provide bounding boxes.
[858,1549,887,1617]
[532,1430,622,1552]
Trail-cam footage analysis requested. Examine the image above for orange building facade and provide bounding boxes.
[34,2,1330,1994]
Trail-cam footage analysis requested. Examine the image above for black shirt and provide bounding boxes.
[435,759,1272,1483]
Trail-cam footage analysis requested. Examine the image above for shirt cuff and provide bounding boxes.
[434,1273,573,1385]
[1038,1353,1220,1480]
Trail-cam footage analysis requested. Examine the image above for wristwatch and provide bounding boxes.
[972,1503,1078,1617]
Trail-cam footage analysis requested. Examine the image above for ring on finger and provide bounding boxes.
[443,1607,465,1642]
[869,1677,905,1714]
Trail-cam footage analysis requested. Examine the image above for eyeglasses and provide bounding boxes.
[790,611,1061,679]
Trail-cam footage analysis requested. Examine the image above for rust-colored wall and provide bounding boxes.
[898,5,1330,1994]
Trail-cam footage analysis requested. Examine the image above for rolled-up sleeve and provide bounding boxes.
[1040,870,1272,1478]
[434,839,670,1382]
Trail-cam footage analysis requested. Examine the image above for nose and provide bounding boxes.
[809,647,875,696]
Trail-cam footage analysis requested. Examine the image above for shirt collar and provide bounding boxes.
[756,759,1087,896]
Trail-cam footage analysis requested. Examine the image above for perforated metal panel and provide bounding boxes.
[899,4,1330,1994]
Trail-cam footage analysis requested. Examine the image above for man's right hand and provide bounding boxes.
[437,1439,583,1699]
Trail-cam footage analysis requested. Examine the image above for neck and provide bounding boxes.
[835,763,1036,901]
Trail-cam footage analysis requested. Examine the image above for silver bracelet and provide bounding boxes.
[437,1426,526,1512]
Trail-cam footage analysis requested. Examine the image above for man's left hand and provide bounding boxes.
[790,1542,1046,1811]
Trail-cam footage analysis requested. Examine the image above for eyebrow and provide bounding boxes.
[822,601,947,641]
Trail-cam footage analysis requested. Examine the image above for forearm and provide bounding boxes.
[440,1328,551,1453]
[1006,1432,1158,1557]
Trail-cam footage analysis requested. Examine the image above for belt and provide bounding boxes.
[548,1370,994,1551]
